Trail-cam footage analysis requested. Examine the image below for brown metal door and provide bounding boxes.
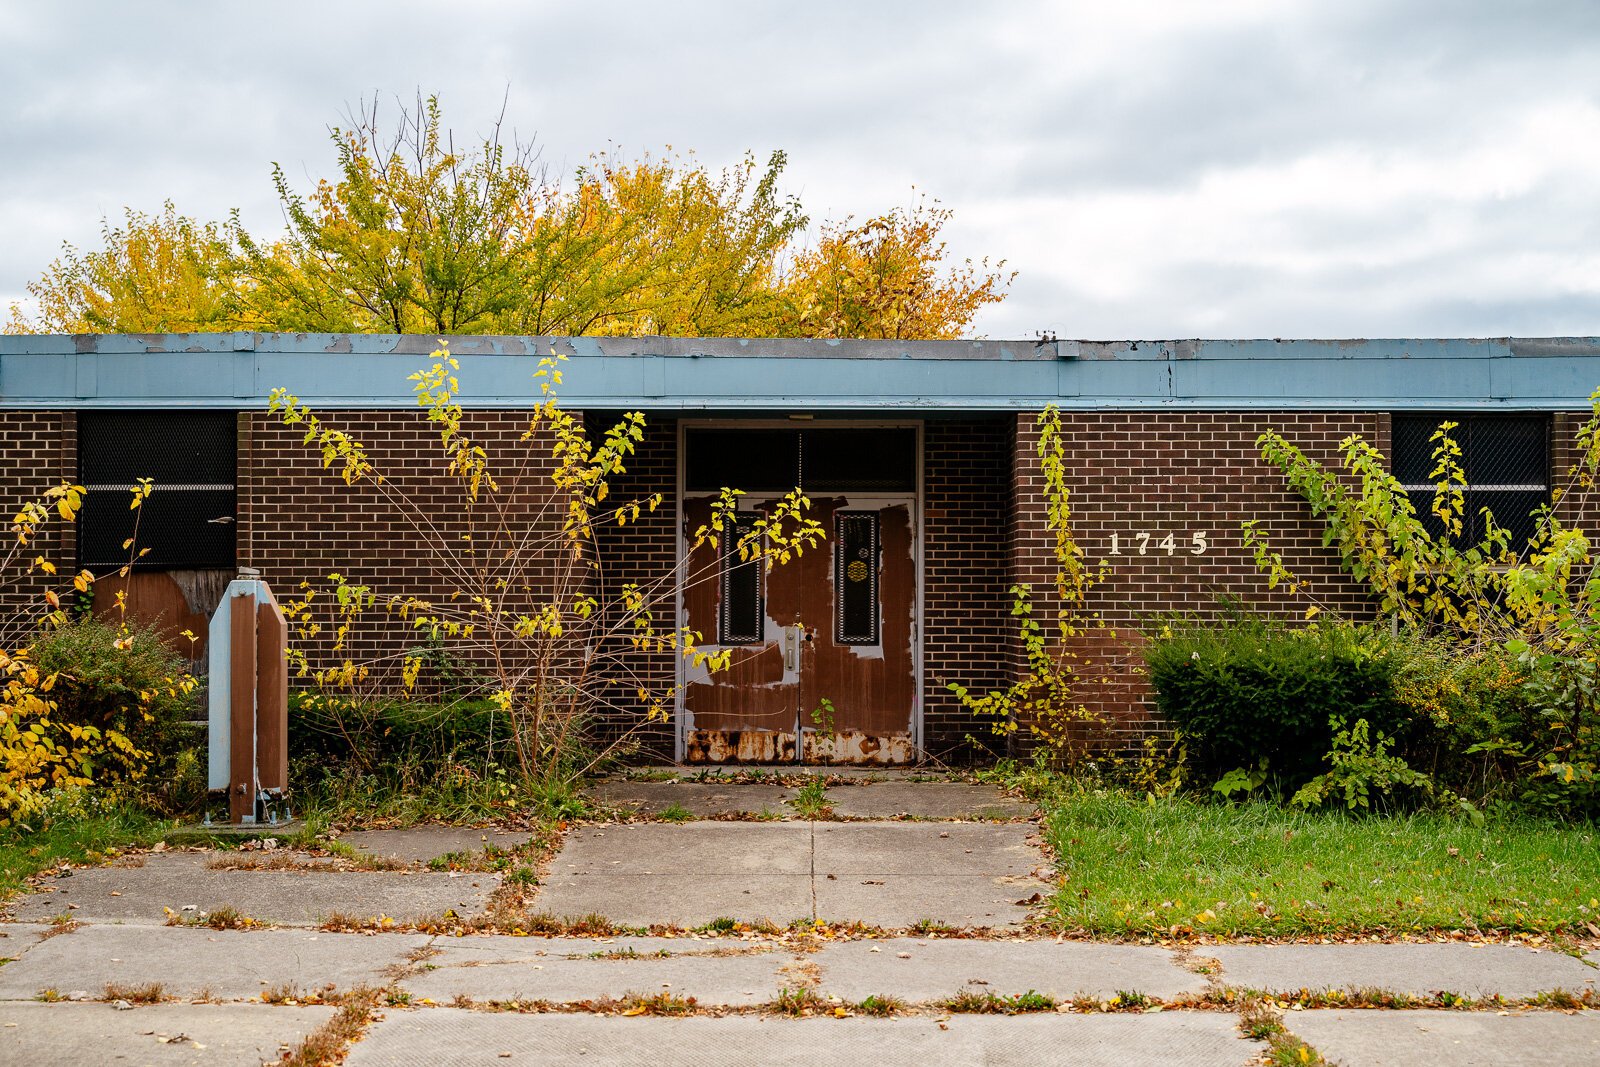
[681,495,916,764]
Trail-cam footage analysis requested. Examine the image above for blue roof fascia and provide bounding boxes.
[0,334,1597,411]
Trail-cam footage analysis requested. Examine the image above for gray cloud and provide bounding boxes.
[4,1,1600,340]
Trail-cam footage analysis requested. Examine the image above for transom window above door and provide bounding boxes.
[684,427,916,493]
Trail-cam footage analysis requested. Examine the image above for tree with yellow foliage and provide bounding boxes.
[779,201,1013,340]
[5,202,242,334]
[7,95,1012,341]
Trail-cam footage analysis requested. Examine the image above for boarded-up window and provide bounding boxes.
[1392,414,1549,550]
[834,511,879,645]
[78,411,236,571]
[718,512,765,644]
[685,427,915,494]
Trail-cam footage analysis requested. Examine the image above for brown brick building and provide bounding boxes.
[2,334,1594,766]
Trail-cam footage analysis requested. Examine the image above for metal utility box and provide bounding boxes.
[207,572,289,824]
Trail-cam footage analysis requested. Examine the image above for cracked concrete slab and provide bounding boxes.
[546,823,813,875]
[812,939,1206,1002]
[533,823,814,926]
[824,782,1034,820]
[1209,943,1600,999]
[0,923,55,960]
[813,875,1036,927]
[346,1008,1262,1066]
[589,781,794,817]
[812,822,1044,876]
[0,925,430,1001]
[8,851,497,926]
[404,947,795,1005]
[1285,1008,1600,1067]
[0,1002,335,1066]
[535,873,814,927]
[337,828,540,864]
[534,821,1050,928]
[813,822,1048,927]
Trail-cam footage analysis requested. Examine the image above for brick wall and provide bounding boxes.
[585,412,679,760]
[921,417,1012,764]
[0,412,74,629]
[240,410,570,700]
[1009,411,1387,747]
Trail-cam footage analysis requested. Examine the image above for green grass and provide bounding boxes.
[0,806,169,900]
[1041,789,1600,936]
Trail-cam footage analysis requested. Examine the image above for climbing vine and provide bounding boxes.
[948,405,1110,756]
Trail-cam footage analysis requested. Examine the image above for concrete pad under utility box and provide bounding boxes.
[1286,1008,1600,1067]
[338,827,540,864]
[812,939,1205,1002]
[9,851,496,926]
[346,1008,1262,1067]
[405,945,794,1005]
[589,781,793,817]
[824,782,1033,820]
[1209,942,1599,999]
[0,1002,335,1066]
[0,925,430,1001]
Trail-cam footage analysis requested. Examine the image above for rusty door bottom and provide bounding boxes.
[683,728,914,765]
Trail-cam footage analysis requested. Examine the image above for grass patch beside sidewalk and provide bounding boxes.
[1039,789,1600,938]
[0,805,170,900]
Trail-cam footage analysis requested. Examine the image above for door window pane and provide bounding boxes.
[718,512,765,644]
[834,511,880,645]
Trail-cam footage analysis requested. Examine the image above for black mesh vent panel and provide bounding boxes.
[1392,414,1549,550]
[78,412,237,570]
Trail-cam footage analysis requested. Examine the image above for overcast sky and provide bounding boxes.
[6,1,1600,340]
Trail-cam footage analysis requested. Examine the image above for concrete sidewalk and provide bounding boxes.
[3,923,1596,1065]
[533,820,1051,928]
[2,794,1597,1065]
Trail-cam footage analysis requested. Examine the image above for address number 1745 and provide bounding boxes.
[1108,531,1209,556]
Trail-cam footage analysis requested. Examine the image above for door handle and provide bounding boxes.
[783,625,800,671]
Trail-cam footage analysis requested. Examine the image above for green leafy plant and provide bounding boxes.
[1213,760,1269,800]
[1145,616,1406,791]
[787,777,831,818]
[1291,717,1439,812]
[1248,395,1600,816]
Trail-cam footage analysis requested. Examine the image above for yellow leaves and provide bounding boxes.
[129,478,154,510]
[34,558,55,576]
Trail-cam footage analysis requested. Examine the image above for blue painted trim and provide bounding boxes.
[2,334,1598,411]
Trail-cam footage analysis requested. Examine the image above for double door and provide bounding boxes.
[677,425,919,764]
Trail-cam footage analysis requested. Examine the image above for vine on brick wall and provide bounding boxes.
[947,405,1111,756]
[1246,391,1600,806]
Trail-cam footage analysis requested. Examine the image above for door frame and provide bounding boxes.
[673,417,926,763]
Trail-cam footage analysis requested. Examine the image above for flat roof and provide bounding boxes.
[0,333,1597,411]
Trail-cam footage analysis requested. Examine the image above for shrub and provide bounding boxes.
[1144,618,1406,791]
[29,618,199,763]
[289,692,510,771]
